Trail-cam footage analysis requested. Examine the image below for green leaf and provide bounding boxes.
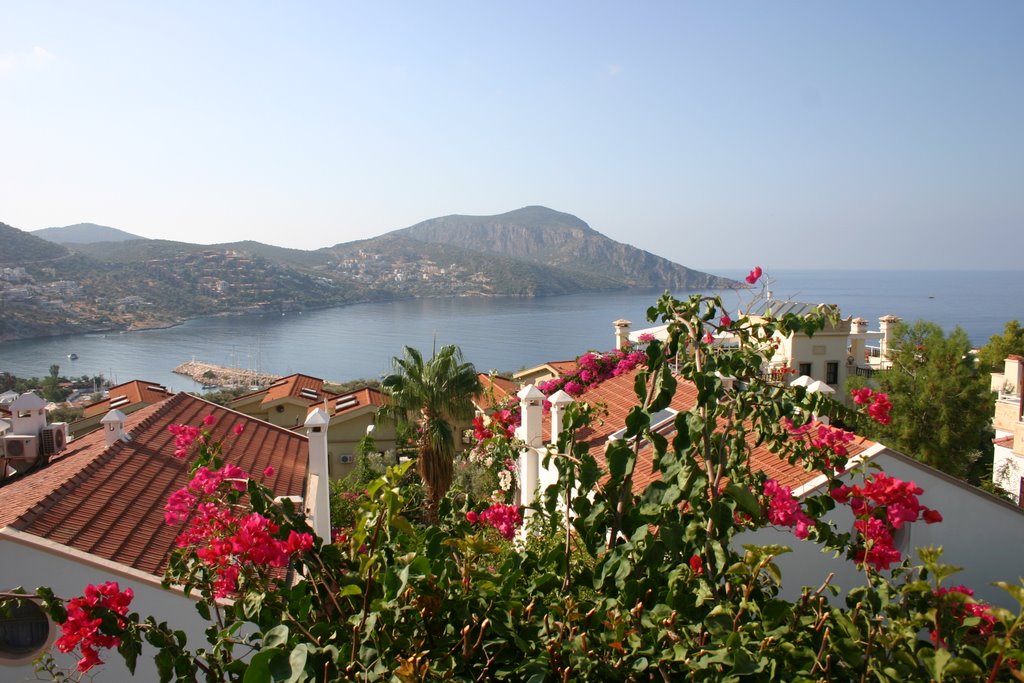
[244,649,277,683]
[284,645,309,683]
[263,624,290,649]
[724,481,760,517]
[996,581,1024,607]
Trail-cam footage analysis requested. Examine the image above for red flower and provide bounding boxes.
[202,414,217,426]
[745,266,763,285]
[720,314,732,328]
[466,511,479,524]
[688,554,703,575]
[233,423,245,435]
[263,466,275,477]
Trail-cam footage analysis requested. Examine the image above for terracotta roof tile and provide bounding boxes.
[566,369,876,494]
[2,393,308,577]
[323,387,385,418]
[261,374,325,406]
[995,435,1015,448]
[82,380,174,418]
[475,374,519,410]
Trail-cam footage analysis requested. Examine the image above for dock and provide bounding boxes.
[173,360,280,389]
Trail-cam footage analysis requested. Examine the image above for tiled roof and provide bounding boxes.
[475,374,519,411]
[323,387,385,418]
[994,435,1015,449]
[261,374,326,407]
[82,380,174,418]
[566,369,875,494]
[513,360,578,380]
[1,393,308,578]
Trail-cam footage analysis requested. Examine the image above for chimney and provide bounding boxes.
[303,408,332,543]
[1005,355,1024,399]
[878,315,901,363]
[10,392,46,436]
[515,384,545,507]
[100,409,127,447]
[547,389,573,444]
[614,319,632,351]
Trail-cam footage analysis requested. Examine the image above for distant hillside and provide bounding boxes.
[33,223,144,244]
[392,206,733,290]
[0,208,737,342]
[0,222,70,265]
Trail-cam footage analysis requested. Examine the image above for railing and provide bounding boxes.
[855,366,877,378]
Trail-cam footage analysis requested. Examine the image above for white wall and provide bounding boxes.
[741,451,1024,610]
[0,533,210,683]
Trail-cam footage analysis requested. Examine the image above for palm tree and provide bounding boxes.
[379,345,482,520]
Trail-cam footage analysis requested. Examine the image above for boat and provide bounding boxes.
[67,353,79,360]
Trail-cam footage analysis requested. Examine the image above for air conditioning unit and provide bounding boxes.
[41,423,69,456]
[339,454,354,464]
[3,434,41,472]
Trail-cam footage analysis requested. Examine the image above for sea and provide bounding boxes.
[0,269,1020,393]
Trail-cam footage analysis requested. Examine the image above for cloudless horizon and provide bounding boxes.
[2,2,1022,270]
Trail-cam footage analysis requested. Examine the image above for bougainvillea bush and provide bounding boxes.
[29,285,1024,681]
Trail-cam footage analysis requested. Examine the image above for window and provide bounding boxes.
[0,596,52,665]
[798,362,812,377]
[826,362,839,385]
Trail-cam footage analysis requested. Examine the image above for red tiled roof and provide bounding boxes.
[2,393,308,578]
[261,374,325,407]
[82,380,174,418]
[565,369,875,494]
[475,374,519,411]
[995,435,1015,449]
[321,387,385,418]
[514,360,578,380]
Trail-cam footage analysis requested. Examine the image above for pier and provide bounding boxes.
[173,360,280,389]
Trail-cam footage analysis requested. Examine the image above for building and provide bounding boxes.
[624,305,902,399]
[991,355,1024,502]
[231,374,397,478]
[512,366,1024,609]
[69,380,174,438]
[0,391,330,681]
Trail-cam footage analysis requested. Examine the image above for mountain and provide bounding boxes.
[390,206,731,290]
[0,208,737,342]
[33,223,145,244]
[0,222,70,265]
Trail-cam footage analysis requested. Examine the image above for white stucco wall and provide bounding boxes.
[0,531,210,683]
[741,450,1024,610]
[993,444,1024,504]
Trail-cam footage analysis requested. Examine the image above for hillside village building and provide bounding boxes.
[0,390,329,682]
[991,355,1024,503]
[621,304,901,400]
[69,380,175,438]
[511,366,1024,609]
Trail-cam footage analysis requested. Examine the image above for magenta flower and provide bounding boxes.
[720,314,732,328]
[233,423,245,435]
[202,414,217,427]
[263,466,275,477]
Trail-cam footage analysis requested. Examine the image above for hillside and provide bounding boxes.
[392,206,732,290]
[0,207,737,342]
[0,222,70,265]
[33,222,144,244]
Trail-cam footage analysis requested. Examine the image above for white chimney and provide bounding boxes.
[614,319,632,351]
[100,409,127,447]
[10,392,46,436]
[879,315,901,363]
[303,408,332,543]
[547,389,573,444]
[515,384,545,508]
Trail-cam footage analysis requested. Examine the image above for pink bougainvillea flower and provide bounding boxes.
[745,266,763,285]
[233,423,245,435]
[478,503,522,540]
[466,510,479,524]
[263,466,275,478]
[720,314,732,328]
[702,331,714,344]
[202,414,217,426]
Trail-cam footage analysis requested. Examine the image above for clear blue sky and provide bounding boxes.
[2,2,1021,270]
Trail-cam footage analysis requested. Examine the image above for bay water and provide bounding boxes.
[0,269,1020,393]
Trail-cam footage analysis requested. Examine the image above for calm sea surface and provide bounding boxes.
[1,270,1020,392]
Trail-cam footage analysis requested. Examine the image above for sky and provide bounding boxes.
[1,2,1022,271]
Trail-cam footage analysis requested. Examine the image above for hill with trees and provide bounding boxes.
[0,207,738,341]
[32,222,145,244]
